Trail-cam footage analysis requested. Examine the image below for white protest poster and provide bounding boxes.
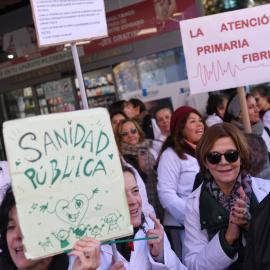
[180,4,270,94]
[3,108,133,259]
[30,0,108,47]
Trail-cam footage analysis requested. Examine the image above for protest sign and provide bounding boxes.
[180,4,270,94]
[30,0,108,47]
[3,108,133,259]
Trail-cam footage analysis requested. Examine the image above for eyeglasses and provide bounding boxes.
[121,128,137,137]
[205,150,240,165]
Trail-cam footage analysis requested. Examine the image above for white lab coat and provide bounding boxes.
[98,216,185,270]
[157,147,199,226]
[184,177,270,270]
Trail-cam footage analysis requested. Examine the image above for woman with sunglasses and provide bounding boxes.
[184,123,270,270]
[157,106,206,258]
[115,118,164,222]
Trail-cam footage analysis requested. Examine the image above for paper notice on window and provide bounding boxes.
[30,0,108,47]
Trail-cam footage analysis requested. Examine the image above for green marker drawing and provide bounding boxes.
[40,188,99,227]
[101,210,124,234]
[71,224,90,239]
[39,237,54,251]
[95,204,102,211]
[52,229,70,248]
[89,224,104,239]
[31,203,38,210]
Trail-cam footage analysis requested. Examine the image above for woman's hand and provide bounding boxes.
[68,237,101,270]
[226,206,240,245]
[230,187,251,231]
[109,257,126,270]
[225,187,251,245]
[146,214,164,257]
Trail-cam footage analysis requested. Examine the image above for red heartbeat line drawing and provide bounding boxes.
[192,60,270,86]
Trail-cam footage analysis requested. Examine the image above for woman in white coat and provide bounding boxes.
[157,106,206,257]
[102,166,185,270]
[184,123,270,270]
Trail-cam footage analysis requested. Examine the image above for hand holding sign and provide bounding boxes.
[68,237,101,270]
[3,108,133,259]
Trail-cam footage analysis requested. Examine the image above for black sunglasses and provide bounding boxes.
[206,150,240,165]
[121,128,137,137]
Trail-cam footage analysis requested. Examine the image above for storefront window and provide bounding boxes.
[4,87,36,119]
[36,77,76,114]
[75,67,116,109]
[113,47,187,97]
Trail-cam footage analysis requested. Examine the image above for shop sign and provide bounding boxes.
[3,108,132,259]
[0,48,83,79]
[0,0,196,79]
[30,0,108,47]
[83,0,197,55]
[181,4,270,94]
[12,45,132,83]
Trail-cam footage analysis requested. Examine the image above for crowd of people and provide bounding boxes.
[1,84,270,270]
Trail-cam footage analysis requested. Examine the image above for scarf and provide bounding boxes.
[133,110,149,128]
[120,139,156,178]
[205,173,252,210]
[116,212,146,262]
[182,140,196,158]
[120,140,164,222]
[230,119,264,136]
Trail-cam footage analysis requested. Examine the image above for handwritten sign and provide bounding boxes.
[3,108,132,259]
[180,4,270,94]
[30,0,108,47]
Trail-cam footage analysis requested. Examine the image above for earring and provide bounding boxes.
[205,169,212,180]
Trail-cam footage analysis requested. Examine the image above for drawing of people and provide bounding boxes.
[70,224,90,239]
[52,229,70,248]
[89,224,104,239]
[102,210,124,234]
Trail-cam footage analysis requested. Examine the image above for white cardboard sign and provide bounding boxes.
[180,4,270,94]
[30,0,108,47]
[3,108,132,259]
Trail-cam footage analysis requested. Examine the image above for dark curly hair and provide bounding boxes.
[0,186,16,267]
[206,94,228,116]
[129,99,146,113]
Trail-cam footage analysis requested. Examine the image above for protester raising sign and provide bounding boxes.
[3,108,132,259]
[180,4,270,94]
